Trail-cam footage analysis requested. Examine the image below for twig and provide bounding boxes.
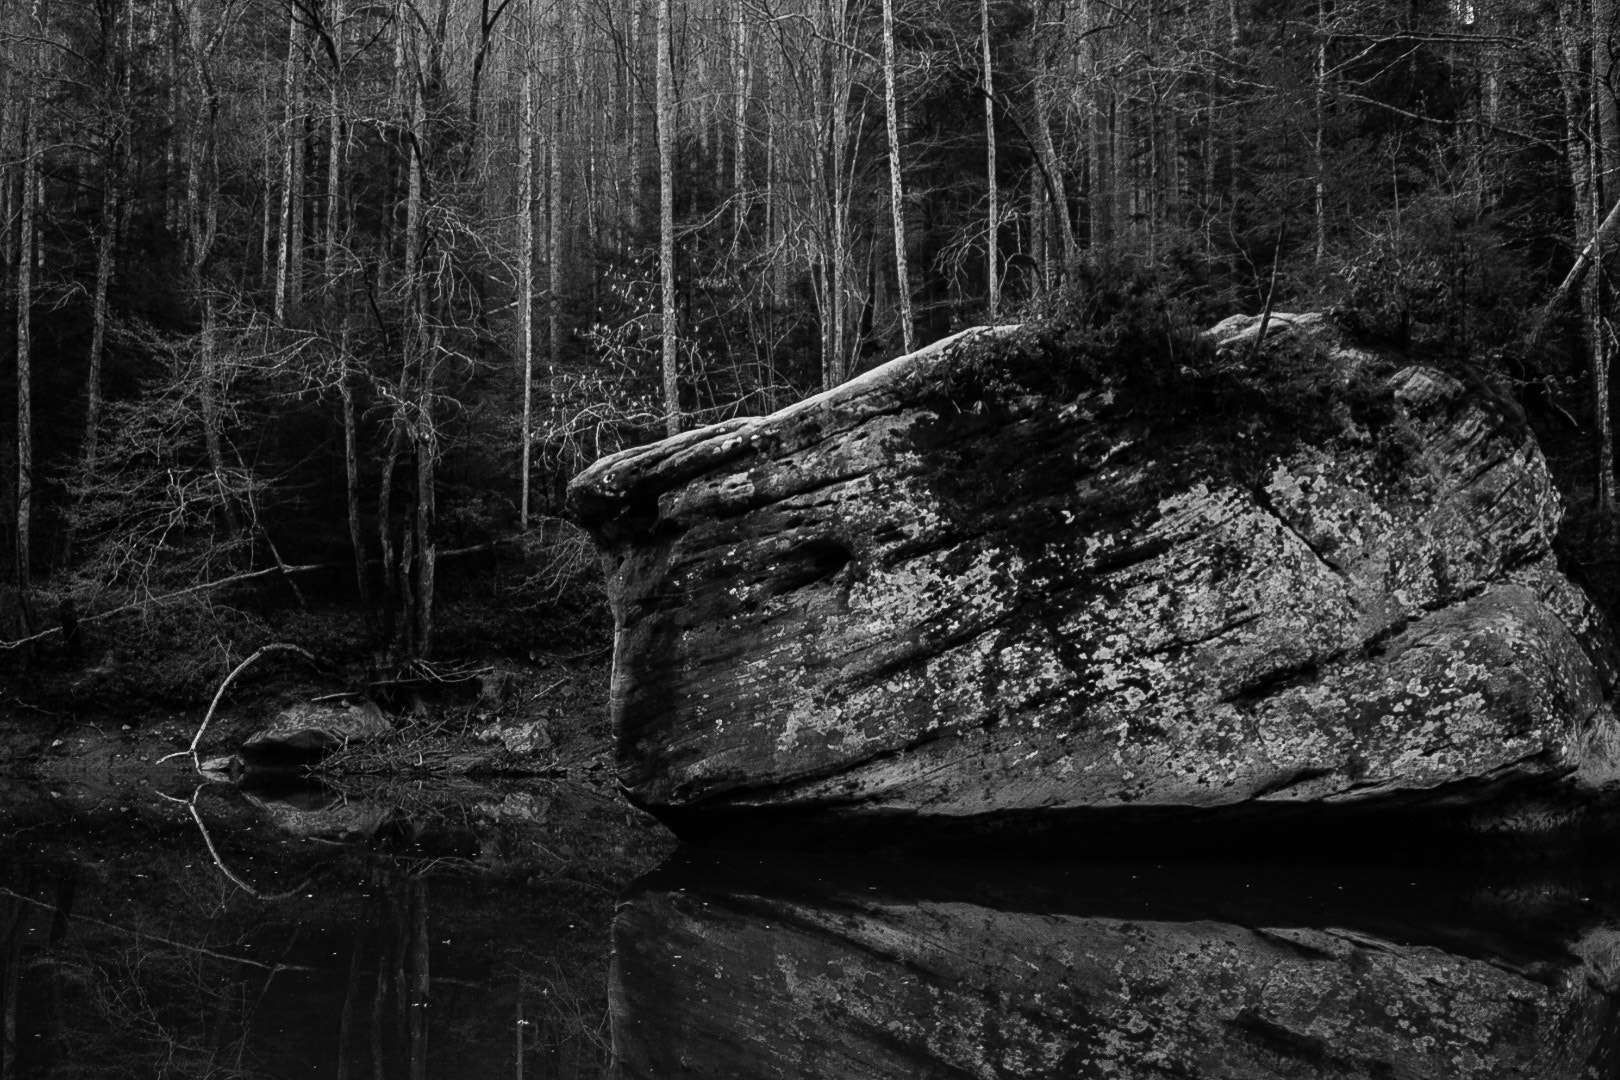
[1247,223,1288,367]
[158,643,318,770]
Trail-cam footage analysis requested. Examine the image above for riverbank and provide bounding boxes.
[0,641,622,802]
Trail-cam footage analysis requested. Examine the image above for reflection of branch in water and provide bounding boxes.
[0,887,313,975]
[157,642,320,771]
[160,787,321,902]
[237,926,303,1071]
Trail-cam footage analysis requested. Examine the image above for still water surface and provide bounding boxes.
[2,776,1618,1078]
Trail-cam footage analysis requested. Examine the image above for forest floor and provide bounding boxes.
[0,634,624,803]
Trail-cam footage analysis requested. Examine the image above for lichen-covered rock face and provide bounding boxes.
[612,856,1620,1079]
[568,315,1620,847]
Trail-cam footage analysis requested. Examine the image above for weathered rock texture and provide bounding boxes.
[612,855,1620,1078]
[569,314,1620,849]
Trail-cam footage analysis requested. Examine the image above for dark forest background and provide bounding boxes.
[3,0,1617,699]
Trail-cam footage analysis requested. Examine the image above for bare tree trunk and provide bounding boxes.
[196,294,240,535]
[1593,0,1619,527]
[519,60,536,529]
[731,0,750,246]
[548,9,564,410]
[414,418,436,657]
[378,426,402,607]
[1035,82,1075,269]
[981,0,998,320]
[340,336,368,602]
[628,0,644,236]
[290,84,306,308]
[14,74,35,595]
[82,0,126,485]
[881,0,913,354]
[83,141,118,470]
[274,1,299,320]
[830,0,850,386]
[1313,0,1327,264]
[14,10,37,592]
[323,0,345,286]
[261,82,276,287]
[657,0,680,434]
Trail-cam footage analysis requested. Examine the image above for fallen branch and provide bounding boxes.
[1524,194,1620,358]
[158,643,319,771]
[0,563,329,652]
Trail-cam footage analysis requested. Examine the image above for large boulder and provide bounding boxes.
[568,315,1620,852]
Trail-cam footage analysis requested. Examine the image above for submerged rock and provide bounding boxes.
[568,316,1620,852]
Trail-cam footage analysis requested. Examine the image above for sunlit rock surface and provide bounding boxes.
[612,854,1620,1079]
[569,315,1620,851]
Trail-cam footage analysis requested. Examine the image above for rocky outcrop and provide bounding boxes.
[569,315,1620,851]
[612,854,1620,1079]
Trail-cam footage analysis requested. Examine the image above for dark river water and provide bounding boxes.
[3,776,1620,1079]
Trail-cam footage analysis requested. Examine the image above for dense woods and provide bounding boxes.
[2,0,1618,685]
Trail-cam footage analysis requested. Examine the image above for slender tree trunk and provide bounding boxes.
[1593,0,1619,525]
[732,0,750,246]
[81,0,126,489]
[1313,0,1328,264]
[290,93,306,307]
[629,0,644,234]
[196,294,240,535]
[881,0,913,354]
[830,0,850,386]
[657,0,680,434]
[981,0,998,319]
[340,335,368,602]
[14,7,38,591]
[324,0,345,286]
[1036,87,1076,267]
[414,417,435,656]
[549,11,564,403]
[83,139,119,471]
[378,426,402,610]
[275,2,299,320]
[519,60,536,530]
[261,82,276,287]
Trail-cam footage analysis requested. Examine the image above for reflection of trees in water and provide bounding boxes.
[0,778,667,1080]
[1,866,276,1079]
[0,845,620,1080]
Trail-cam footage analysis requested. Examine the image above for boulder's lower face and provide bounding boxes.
[569,319,1620,852]
[612,854,1620,1080]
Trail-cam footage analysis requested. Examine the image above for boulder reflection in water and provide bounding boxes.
[611,855,1620,1079]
